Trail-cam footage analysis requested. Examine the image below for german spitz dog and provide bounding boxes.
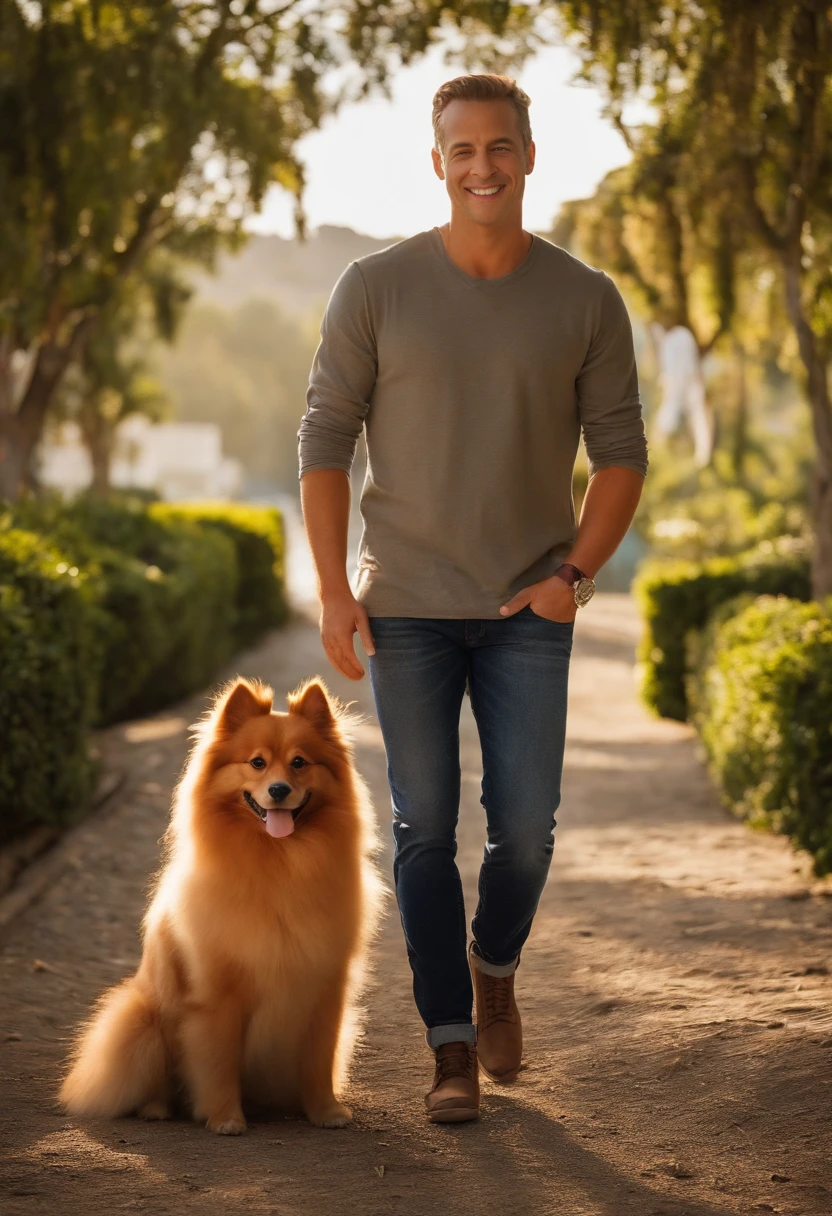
[61,676,384,1133]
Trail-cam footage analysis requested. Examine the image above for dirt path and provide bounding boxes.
[2,595,831,1216]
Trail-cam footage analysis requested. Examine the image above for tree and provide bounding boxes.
[157,295,321,492]
[552,136,791,480]
[53,254,190,493]
[555,0,832,594]
[0,0,530,501]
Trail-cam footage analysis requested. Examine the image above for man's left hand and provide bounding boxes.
[499,574,577,623]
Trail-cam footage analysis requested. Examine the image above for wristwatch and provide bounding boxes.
[553,562,596,607]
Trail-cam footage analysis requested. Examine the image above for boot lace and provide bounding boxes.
[435,1042,473,1084]
[480,973,515,1028]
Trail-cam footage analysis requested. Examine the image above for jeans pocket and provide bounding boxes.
[527,606,575,628]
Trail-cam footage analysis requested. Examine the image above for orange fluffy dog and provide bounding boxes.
[60,676,384,1133]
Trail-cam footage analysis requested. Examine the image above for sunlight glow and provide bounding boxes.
[248,42,638,240]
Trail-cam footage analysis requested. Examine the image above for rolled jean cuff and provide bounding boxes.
[426,1022,477,1050]
[471,949,519,978]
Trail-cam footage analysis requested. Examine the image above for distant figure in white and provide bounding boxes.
[650,324,712,467]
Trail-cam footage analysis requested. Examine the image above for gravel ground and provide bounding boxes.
[1,593,831,1216]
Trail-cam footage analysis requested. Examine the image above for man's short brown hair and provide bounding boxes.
[432,74,532,154]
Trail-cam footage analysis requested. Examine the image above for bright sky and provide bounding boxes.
[248,41,634,241]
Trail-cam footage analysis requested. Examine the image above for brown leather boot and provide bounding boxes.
[469,942,522,1083]
[424,1041,480,1123]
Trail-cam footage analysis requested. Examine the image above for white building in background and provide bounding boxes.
[38,416,242,501]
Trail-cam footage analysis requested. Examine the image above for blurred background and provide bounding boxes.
[4,13,832,1206]
[2,2,831,870]
[3,2,824,601]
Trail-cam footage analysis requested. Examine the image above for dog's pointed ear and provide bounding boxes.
[287,678,338,739]
[215,678,273,734]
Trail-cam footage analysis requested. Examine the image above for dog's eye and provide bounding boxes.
[290,756,307,769]
[250,756,267,770]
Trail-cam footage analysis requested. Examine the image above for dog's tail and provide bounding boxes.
[60,977,166,1117]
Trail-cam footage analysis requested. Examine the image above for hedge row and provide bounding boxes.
[633,537,811,721]
[0,497,288,844]
[159,502,288,646]
[689,595,832,876]
[0,530,100,840]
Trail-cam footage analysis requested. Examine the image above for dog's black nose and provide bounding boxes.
[268,782,292,804]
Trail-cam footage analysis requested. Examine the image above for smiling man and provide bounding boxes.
[298,74,647,1123]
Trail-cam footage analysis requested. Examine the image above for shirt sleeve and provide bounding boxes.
[297,261,377,478]
[577,273,649,479]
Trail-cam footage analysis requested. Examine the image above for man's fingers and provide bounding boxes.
[327,645,362,681]
[323,633,364,681]
[499,586,534,617]
[355,608,375,657]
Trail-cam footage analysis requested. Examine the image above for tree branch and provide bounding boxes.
[736,155,785,252]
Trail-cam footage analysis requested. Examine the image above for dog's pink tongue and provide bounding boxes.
[265,809,295,839]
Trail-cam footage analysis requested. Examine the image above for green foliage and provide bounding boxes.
[635,445,811,565]
[0,0,529,499]
[634,538,812,721]
[0,497,288,842]
[53,253,190,492]
[153,502,289,645]
[157,298,319,490]
[553,1,832,594]
[689,595,832,875]
[0,530,100,844]
[10,495,243,722]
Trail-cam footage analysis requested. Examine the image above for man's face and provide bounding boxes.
[431,99,535,227]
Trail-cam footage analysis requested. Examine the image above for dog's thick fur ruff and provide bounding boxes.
[60,676,384,1133]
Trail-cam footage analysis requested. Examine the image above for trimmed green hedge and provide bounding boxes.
[689,595,832,875]
[634,537,811,721]
[155,502,288,644]
[0,530,100,844]
[0,497,288,843]
[12,497,241,722]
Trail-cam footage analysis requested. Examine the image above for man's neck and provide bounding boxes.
[436,220,533,280]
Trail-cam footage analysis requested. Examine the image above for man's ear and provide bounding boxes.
[287,678,338,740]
[215,677,273,734]
[525,139,536,174]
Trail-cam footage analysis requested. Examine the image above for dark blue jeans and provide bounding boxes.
[367,606,573,1049]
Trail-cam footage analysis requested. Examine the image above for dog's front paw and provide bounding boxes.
[206,1114,247,1135]
[138,1100,171,1121]
[306,1102,352,1129]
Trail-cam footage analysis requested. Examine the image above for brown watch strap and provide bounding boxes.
[554,562,587,587]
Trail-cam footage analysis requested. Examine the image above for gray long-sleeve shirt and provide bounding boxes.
[298,227,647,618]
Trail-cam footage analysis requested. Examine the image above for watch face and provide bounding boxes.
[574,577,596,607]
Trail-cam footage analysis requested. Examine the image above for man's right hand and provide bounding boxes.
[319,591,376,680]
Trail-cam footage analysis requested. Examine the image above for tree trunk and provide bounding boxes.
[0,320,97,502]
[781,256,832,598]
[79,400,113,497]
[731,340,748,486]
[88,435,112,497]
[811,463,832,600]
[0,413,29,501]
